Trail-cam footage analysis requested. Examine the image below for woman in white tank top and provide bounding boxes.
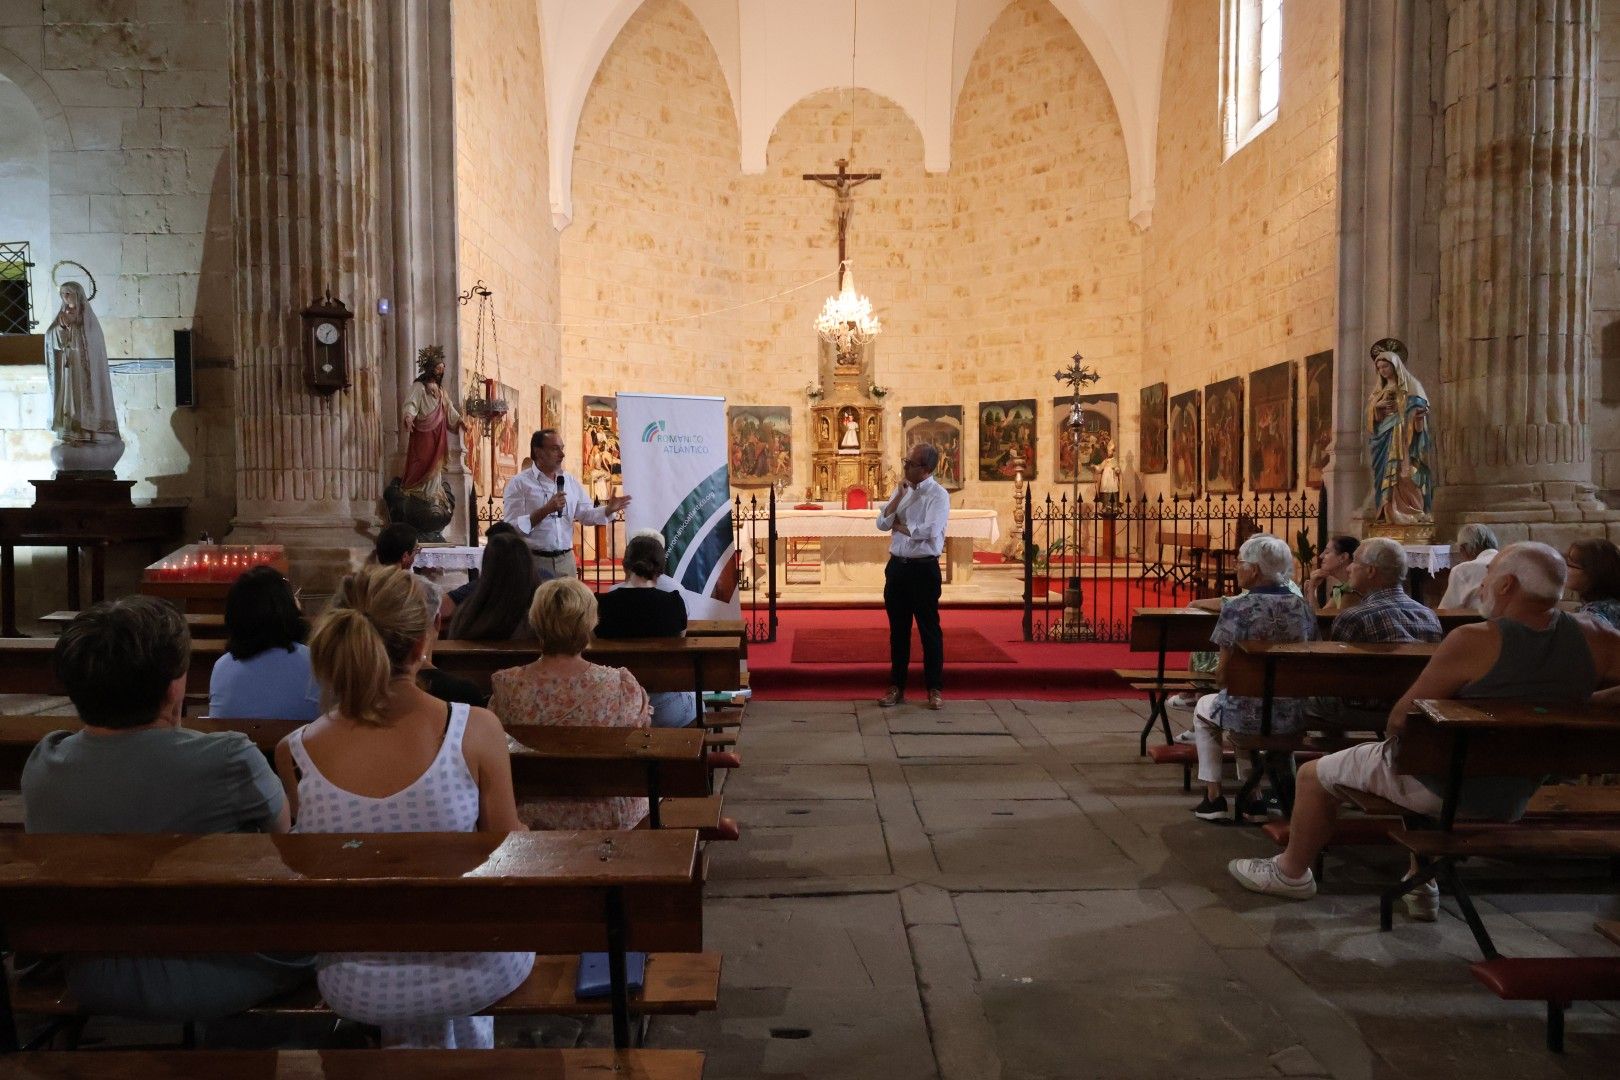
[275,566,531,1049]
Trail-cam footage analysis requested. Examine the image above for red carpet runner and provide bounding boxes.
[791,627,1014,664]
[749,608,1187,701]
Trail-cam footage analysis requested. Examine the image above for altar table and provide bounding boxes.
[742,507,1000,587]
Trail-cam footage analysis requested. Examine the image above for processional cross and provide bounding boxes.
[803,158,882,270]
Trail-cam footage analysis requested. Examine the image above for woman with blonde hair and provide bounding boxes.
[273,564,531,1049]
[489,576,652,830]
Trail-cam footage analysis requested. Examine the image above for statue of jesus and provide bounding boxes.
[399,346,461,509]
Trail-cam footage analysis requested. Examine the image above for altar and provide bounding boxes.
[742,506,1000,589]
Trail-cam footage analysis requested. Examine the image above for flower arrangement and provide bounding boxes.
[869,384,889,399]
[806,384,824,402]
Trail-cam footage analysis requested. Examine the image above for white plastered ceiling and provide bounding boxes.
[535,0,1170,230]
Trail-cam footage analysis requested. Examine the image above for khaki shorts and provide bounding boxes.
[1312,740,1442,817]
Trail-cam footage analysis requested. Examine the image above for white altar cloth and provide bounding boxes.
[412,545,483,571]
[741,507,1001,587]
[1402,544,1451,575]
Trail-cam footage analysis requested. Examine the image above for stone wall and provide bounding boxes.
[1591,0,1620,497]
[949,0,1141,525]
[452,0,559,502]
[558,0,742,458]
[1140,0,1340,498]
[0,0,237,621]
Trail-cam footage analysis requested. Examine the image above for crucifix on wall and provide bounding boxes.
[803,157,882,271]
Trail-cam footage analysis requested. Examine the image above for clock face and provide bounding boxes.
[314,321,340,346]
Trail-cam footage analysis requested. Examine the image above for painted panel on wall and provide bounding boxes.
[1303,351,1332,489]
[1053,394,1118,483]
[583,395,621,495]
[901,405,964,491]
[1247,361,1295,492]
[1139,382,1168,474]
[1203,377,1243,494]
[978,398,1038,481]
[727,405,792,486]
[1169,389,1201,497]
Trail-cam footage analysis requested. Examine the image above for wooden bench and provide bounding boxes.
[0,716,713,831]
[0,1047,707,1078]
[1469,957,1620,1052]
[40,610,227,639]
[0,830,708,1052]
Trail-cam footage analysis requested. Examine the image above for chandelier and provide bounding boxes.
[815,261,881,361]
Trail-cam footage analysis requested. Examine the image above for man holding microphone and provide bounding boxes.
[877,442,949,710]
[503,428,630,580]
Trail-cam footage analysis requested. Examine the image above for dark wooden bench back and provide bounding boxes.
[1225,641,1436,698]
[1397,700,1620,779]
[0,831,703,956]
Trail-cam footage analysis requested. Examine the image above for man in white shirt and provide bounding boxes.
[877,443,949,710]
[1438,522,1499,610]
[502,428,630,580]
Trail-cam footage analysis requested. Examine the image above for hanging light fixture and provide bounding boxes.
[814,0,881,364]
[816,260,881,361]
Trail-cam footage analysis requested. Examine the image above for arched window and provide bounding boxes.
[1221,0,1282,159]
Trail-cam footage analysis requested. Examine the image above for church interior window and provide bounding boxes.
[0,242,34,334]
[1222,0,1282,159]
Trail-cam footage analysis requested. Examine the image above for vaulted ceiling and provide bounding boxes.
[534,0,1172,229]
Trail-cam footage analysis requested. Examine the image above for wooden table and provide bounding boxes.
[0,501,185,637]
[0,1049,710,1079]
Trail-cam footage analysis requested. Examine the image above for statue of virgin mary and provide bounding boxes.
[44,280,123,473]
[1366,338,1434,524]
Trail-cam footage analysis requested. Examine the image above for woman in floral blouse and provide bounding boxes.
[1190,533,1318,822]
[489,577,651,830]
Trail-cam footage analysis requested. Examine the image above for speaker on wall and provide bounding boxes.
[174,329,195,407]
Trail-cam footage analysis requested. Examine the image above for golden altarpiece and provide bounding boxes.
[809,337,884,503]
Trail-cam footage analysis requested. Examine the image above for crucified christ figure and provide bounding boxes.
[803,157,882,270]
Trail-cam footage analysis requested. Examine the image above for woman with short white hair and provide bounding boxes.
[1439,523,1500,610]
[1189,533,1319,822]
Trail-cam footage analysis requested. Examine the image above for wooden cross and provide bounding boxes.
[803,158,882,271]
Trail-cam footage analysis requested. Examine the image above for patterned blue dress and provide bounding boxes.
[288,703,533,1048]
[1208,586,1320,735]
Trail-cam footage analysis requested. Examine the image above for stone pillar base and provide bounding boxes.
[226,515,375,603]
[1433,482,1617,549]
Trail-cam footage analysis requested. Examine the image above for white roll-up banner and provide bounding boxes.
[616,393,740,620]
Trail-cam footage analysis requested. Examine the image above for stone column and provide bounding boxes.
[1434,0,1601,528]
[229,0,384,587]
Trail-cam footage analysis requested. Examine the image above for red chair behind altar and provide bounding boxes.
[843,486,869,510]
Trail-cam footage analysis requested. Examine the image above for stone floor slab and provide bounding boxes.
[902,762,1070,801]
[724,763,875,801]
[885,712,1009,735]
[891,733,1024,758]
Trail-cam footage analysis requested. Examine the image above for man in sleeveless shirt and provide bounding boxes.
[1231,542,1620,908]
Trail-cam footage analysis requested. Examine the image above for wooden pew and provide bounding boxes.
[1376,699,1620,1051]
[0,1049,707,1079]
[0,636,745,708]
[40,610,226,638]
[0,716,710,830]
[0,830,706,1051]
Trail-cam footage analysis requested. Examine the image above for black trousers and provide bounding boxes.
[884,556,944,692]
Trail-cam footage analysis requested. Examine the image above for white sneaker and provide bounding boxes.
[1167,693,1198,710]
[1403,880,1440,922]
[1228,856,1317,900]
[1174,729,1197,744]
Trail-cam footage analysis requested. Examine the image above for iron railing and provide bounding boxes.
[1020,489,1326,642]
[732,487,778,643]
[0,242,34,333]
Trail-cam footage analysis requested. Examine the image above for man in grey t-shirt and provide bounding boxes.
[22,597,312,1021]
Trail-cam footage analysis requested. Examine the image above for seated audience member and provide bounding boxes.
[1304,535,1360,612]
[1438,523,1499,609]
[595,530,696,728]
[1307,537,1443,733]
[209,566,321,721]
[444,531,540,642]
[375,522,420,569]
[1230,542,1620,917]
[489,577,652,829]
[1172,554,1307,711]
[1189,534,1319,821]
[275,565,529,1049]
[25,597,312,1020]
[1566,537,1620,628]
[447,522,522,607]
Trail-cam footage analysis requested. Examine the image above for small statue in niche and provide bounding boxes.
[866,415,879,443]
[838,408,860,453]
[818,415,831,445]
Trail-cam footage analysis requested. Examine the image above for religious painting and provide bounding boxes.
[1169,389,1201,497]
[1204,377,1244,493]
[1303,350,1333,488]
[582,395,621,496]
[491,381,520,490]
[1248,361,1296,492]
[540,384,561,439]
[728,405,792,487]
[1139,382,1168,474]
[900,405,964,491]
[978,398,1037,481]
[1053,394,1118,483]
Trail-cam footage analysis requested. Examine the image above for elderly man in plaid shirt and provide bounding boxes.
[1309,536,1443,734]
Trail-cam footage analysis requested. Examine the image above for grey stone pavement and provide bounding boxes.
[652,696,1620,1079]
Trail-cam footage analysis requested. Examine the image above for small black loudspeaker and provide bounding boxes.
[174,329,195,407]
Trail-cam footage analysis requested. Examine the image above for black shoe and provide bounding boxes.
[1192,795,1229,821]
[1239,800,1272,824]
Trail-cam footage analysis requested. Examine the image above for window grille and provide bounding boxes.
[0,242,35,334]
